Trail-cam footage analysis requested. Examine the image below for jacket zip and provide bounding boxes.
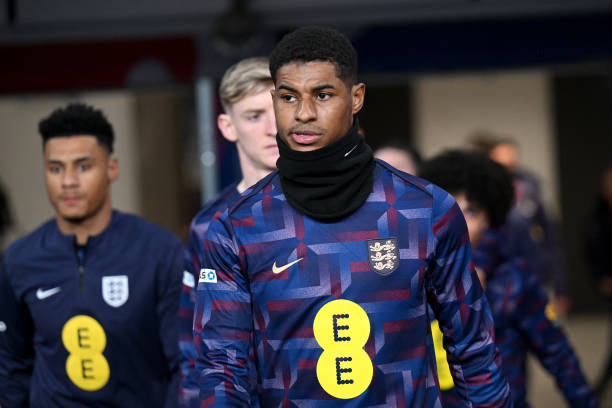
[78,265,85,294]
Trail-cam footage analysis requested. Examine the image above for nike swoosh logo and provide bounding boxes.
[272,258,303,274]
[344,144,358,157]
[36,287,61,300]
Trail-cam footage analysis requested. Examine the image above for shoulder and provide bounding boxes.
[375,159,431,195]
[226,171,280,217]
[3,218,56,268]
[489,258,530,297]
[192,182,240,225]
[113,211,181,250]
[375,159,456,210]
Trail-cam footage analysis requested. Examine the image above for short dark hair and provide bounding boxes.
[269,26,358,85]
[419,150,514,227]
[38,103,115,152]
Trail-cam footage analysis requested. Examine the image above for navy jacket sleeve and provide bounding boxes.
[0,260,34,408]
[179,220,203,408]
[516,271,598,408]
[194,214,254,407]
[426,186,512,408]
[156,239,184,408]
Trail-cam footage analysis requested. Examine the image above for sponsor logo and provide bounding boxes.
[36,286,61,300]
[272,258,303,274]
[62,315,109,391]
[313,299,373,399]
[101,276,129,307]
[199,268,217,283]
[367,238,399,275]
[344,144,358,157]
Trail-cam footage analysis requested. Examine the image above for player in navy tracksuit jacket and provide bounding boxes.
[0,103,183,407]
[179,57,277,407]
[420,149,598,408]
[194,27,512,407]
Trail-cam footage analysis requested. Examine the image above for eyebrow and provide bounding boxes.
[277,83,337,93]
[313,84,336,92]
[278,84,298,93]
[46,156,93,165]
[242,109,265,114]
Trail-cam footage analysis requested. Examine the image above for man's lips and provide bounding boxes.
[290,132,322,145]
[61,196,82,204]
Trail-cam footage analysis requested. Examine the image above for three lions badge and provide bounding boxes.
[367,238,399,276]
[102,275,129,307]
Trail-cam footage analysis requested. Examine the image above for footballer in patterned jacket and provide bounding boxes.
[179,57,277,407]
[193,26,511,407]
[420,149,598,408]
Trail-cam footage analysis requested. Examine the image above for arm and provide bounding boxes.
[0,261,34,407]
[516,271,598,408]
[179,221,204,408]
[426,188,511,408]
[157,239,184,408]
[195,216,254,407]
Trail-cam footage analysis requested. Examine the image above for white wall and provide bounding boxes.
[0,91,141,247]
[413,70,560,214]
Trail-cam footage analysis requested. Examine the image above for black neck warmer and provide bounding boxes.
[276,118,374,222]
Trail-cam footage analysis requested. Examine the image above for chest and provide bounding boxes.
[16,251,156,342]
[240,208,432,311]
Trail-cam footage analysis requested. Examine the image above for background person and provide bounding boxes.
[0,103,183,408]
[179,57,277,407]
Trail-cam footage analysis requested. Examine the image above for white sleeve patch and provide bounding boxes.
[182,271,195,288]
[199,268,218,284]
[0,321,6,332]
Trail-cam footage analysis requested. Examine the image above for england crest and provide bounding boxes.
[102,275,129,307]
[367,238,399,276]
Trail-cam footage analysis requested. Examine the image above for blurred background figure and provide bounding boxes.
[374,140,422,175]
[420,150,598,408]
[179,56,275,408]
[487,137,571,316]
[585,165,612,398]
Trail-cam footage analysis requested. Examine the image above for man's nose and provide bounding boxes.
[295,98,316,123]
[62,167,78,187]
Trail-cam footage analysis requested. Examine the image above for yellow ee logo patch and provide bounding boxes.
[313,299,373,399]
[61,315,110,391]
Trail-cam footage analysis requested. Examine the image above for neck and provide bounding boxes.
[276,117,375,221]
[55,201,113,245]
[236,148,274,194]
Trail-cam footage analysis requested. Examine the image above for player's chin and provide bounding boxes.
[58,207,89,223]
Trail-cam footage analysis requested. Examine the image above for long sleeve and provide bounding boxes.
[0,261,34,408]
[426,188,511,408]
[194,215,254,407]
[157,241,184,408]
[516,272,598,408]
[179,221,204,408]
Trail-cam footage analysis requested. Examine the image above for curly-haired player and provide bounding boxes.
[420,150,598,408]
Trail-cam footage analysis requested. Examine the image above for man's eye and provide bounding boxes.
[248,113,261,121]
[281,94,296,102]
[49,166,61,174]
[79,164,91,171]
[317,93,331,101]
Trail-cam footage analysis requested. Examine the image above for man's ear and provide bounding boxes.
[351,82,366,115]
[217,113,237,143]
[107,157,119,183]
